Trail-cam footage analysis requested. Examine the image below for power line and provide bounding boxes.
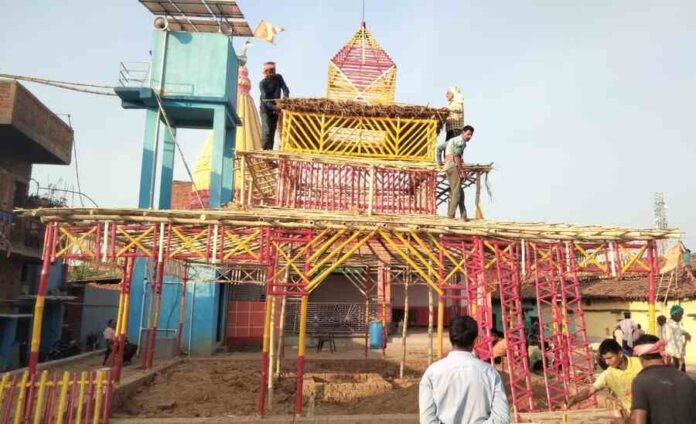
[0,73,117,96]
[29,179,99,207]
[58,114,86,207]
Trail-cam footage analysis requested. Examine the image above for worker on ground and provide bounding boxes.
[656,315,667,340]
[443,125,474,221]
[618,311,637,354]
[436,86,464,165]
[419,315,509,424]
[102,319,116,366]
[663,304,691,372]
[491,329,507,368]
[259,61,289,150]
[632,324,645,342]
[566,338,642,416]
[618,334,696,424]
[613,322,624,350]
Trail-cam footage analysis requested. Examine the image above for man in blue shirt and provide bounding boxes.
[419,315,509,424]
[443,125,474,220]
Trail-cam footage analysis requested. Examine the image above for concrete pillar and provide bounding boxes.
[138,109,161,209]
[158,127,177,209]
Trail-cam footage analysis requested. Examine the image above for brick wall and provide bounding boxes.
[171,181,193,209]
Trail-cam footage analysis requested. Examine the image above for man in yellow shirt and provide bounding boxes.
[567,339,642,415]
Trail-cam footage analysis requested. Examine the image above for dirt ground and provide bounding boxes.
[112,357,550,418]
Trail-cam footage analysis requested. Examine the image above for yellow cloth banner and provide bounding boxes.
[660,243,683,274]
[254,20,284,44]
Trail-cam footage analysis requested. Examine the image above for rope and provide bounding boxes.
[64,115,85,207]
[0,73,117,96]
[152,91,206,208]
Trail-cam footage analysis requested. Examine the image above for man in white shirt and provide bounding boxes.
[419,316,509,424]
[103,319,116,366]
[664,304,691,372]
[618,312,636,352]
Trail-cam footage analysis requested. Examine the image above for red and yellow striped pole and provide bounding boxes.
[256,231,275,417]
[295,295,308,416]
[256,292,273,416]
[114,257,134,382]
[28,224,55,375]
[647,241,657,335]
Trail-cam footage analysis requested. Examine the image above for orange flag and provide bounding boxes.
[254,20,284,44]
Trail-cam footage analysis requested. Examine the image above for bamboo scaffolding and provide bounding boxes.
[428,287,434,365]
[399,272,409,379]
[18,207,680,242]
[236,149,493,172]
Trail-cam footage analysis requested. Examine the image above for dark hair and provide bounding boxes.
[634,334,662,360]
[657,315,667,326]
[598,338,622,355]
[449,316,478,349]
[623,311,631,319]
[462,125,475,133]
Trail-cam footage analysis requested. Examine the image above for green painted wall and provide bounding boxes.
[150,31,237,100]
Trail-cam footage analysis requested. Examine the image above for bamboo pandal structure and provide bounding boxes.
[13,206,677,417]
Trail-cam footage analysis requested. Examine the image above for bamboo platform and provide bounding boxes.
[17,206,679,242]
[517,408,618,423]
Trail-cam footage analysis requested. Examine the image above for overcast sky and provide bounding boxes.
[1,1,694,245]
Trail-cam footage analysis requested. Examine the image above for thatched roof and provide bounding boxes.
[275,98,450,122]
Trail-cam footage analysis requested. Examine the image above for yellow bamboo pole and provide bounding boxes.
[428,288,434,364]
[0,373,10,410]
[400,277,409,379]
[92,371,104,423]
[437,298,445,358]
[275,294,287,378]
[74,371,87,424]
[55,372,70,424]
[32,370,49,424]
[306,231,377,292]
[13,372,28,424]
[257,290,273,416]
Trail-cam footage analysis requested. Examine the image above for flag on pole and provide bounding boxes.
[254,20,284,44]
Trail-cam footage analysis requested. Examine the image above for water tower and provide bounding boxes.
[114,0,252,355]
[115,0,252,208]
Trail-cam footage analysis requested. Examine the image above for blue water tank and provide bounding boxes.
[369,321,384,349]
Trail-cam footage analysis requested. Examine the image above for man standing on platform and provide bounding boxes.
[437,86,464,165]
[259,61,290,150]
[443,125,474,221]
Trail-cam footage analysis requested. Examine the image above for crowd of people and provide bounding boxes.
[418,307,694,424]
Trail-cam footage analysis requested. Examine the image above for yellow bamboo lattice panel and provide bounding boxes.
[326,62,396,105]
[280,110,437,161]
